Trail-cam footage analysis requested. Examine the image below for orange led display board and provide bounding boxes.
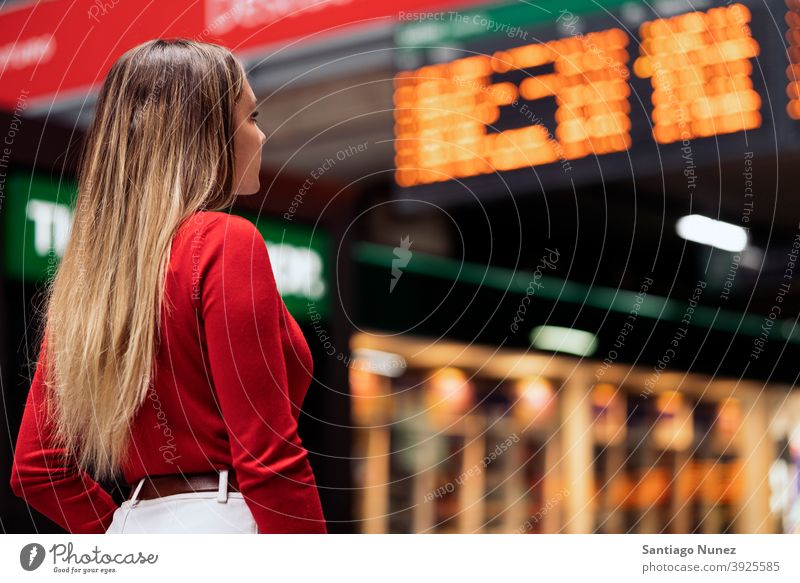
[393,2,767,189]
[394,28,631,187]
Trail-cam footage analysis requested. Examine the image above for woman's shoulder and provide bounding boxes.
[177,210,259,241]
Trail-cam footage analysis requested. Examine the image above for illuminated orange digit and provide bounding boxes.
[393,57,498,186]
[634,4,762,144]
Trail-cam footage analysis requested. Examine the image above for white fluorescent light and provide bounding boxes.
[530,326,598,357]
[351,348,407,377]
[675,214,748,252]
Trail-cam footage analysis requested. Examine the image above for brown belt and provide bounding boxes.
[130,470,240,501]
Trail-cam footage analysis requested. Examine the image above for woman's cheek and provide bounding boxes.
[252,149,261,177]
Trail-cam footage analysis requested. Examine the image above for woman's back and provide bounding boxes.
[10,210,328,533]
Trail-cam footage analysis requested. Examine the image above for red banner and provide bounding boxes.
[0,0,485,109]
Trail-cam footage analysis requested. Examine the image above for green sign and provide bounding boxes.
[2,171,329,321]
[396,0,639,50]
[3,171,76,282]
[236,210,330,321]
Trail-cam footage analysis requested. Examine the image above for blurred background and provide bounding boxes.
[2,0,800,534]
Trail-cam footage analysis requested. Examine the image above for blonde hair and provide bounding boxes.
[39,38,246,481]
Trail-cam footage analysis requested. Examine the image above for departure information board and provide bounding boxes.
[392,0,790,200]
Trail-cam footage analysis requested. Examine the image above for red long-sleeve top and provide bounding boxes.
[9,210,327,534]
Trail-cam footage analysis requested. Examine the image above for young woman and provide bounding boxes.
[9,38,328,534]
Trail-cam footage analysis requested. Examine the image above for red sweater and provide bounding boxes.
[9,210,327,534]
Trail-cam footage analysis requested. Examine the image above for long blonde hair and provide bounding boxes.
[39,38,246,482]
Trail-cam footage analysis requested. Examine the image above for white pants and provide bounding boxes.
[105,470,259,534]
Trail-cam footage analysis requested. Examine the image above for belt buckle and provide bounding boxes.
[217,469,229,503]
